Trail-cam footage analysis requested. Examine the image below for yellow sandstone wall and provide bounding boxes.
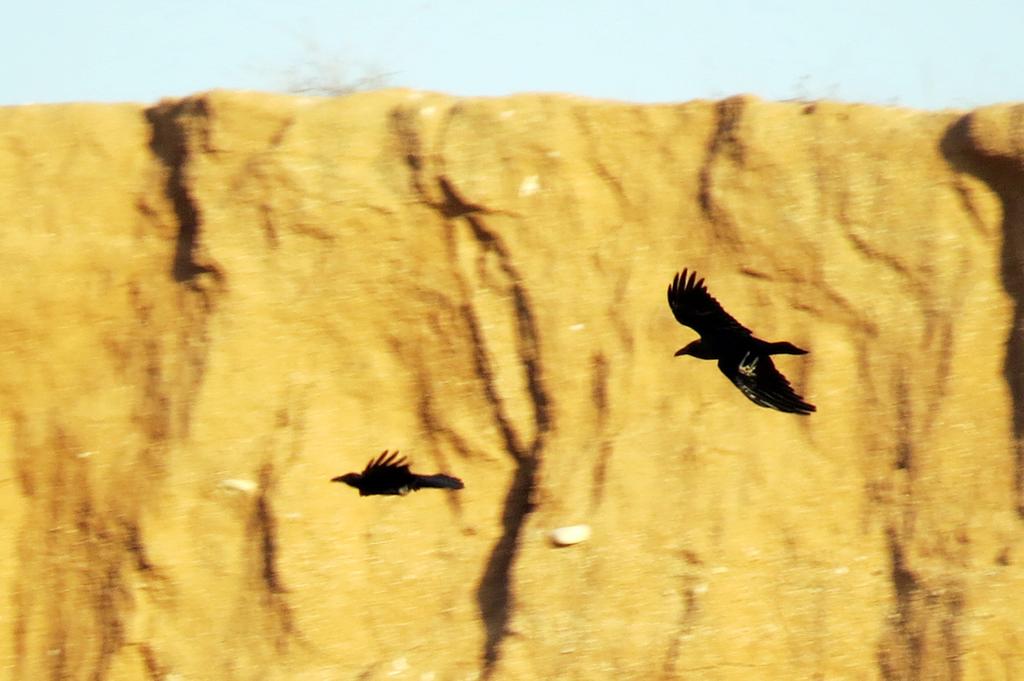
[0,90,1022,680]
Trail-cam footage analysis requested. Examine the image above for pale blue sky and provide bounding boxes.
[3,0,1021,109]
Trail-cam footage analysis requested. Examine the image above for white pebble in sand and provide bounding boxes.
[550,524,592,547]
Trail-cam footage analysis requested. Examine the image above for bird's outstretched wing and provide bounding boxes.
[361,449,409,473]
[360,450,412,484]
[718,352,816,415]
[667,269,752,338]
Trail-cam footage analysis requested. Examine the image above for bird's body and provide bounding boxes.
[668,269,815,414]
[331,450,464,496]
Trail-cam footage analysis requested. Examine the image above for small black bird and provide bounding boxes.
[331,450,464,496]
[668,269,816,414]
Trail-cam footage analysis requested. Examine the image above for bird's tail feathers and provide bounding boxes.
[414,474,465,490]
[765,341,808,355]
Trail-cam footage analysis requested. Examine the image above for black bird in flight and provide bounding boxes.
[667,269,816,414]
[331,450,464,496]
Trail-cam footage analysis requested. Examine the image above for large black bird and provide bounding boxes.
[668,269,816,414]
[331,450,464,496]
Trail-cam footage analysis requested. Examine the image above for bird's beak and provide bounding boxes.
[330,476,345,483]
[673,348,687,357]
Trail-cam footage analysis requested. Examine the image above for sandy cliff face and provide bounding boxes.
[0,90,1022,680]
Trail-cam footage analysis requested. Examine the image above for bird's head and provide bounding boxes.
[674,339,703,358]
[331,473,362,488]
